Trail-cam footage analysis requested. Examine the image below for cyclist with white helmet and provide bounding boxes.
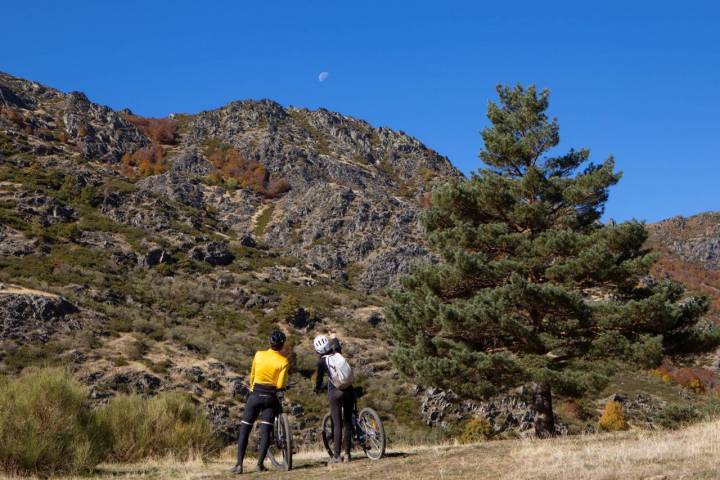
[313,333,354,464]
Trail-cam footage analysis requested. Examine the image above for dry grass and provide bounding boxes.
[5,419,720,479]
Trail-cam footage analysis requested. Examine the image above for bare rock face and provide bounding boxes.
[179,101,461,290]
[63,91,148,161]
[169,149,213,176]
[0,285,80,342]
[136,150,212,209]
[99,188,197,233]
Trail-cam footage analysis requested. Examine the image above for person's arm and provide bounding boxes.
[314,357,325,393]
[248,353,257,391]
[276,360,289,390]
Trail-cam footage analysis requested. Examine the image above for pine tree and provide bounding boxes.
[386,85,714,437]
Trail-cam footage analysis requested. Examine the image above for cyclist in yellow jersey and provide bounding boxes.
[231,330,289,474]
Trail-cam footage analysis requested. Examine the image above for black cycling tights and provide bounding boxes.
[329,388,354,459]
[236,391,280,467]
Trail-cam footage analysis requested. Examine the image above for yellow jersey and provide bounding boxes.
[249,349,289,391]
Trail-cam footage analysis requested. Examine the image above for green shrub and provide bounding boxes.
[458,418,493,443]
[0,368,110,476]
[275,294,301,322]
[655,403,702,430]
[97,392,222,462]
[125,338,150,361]
[2,341,66,372]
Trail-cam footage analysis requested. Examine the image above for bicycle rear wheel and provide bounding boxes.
[358,407,386,460]
[321,412,335,458]
[268,414,293,471]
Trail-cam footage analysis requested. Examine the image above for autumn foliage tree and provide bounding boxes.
[0,106,24,126]
[205,143,290,198]
[386,84,715,437]
[122,114,177,145]
[121,145,168,178]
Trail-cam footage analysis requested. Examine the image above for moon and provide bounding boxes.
[318,71,329,82]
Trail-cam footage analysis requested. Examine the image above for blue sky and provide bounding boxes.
[2,1,719,222]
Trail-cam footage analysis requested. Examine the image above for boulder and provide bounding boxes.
[0,287,80,342]
[138,247,174,268]
[228,377,250,398]
[204,378,222,392]
[0,226,36,256]
[206,402,242,443]
[189,242,235,266]
[208,361,228,374]
[239,234,257,248]
[184,366,206,383]
[103,371,162,394]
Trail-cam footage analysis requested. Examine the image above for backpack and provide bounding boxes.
[325,352,353,389]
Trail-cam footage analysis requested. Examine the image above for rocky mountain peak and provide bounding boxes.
[0,70,462,291]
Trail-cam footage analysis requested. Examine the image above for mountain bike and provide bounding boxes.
[321,388,386,460]
[266,387,293,471]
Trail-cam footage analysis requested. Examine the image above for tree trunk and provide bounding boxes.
[528,381,555,438]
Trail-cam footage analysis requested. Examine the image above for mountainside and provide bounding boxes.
[3,71,720,449]
[0,71,460,444]
[648,212,720,317]
[0,71,461,291]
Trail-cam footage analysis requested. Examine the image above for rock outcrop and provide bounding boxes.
[649,213,720,269]
[63,91,148,160]
[417,386,567,437]
[180,101,461,290]
[0,285,81,342]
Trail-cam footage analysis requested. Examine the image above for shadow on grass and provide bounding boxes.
[384,451,412,459]
[93,466,161,477]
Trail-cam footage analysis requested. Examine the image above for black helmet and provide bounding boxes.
[270,330,286,349]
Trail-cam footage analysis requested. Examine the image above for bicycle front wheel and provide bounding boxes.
[358,407,386,460]
[321,412,335,458]
[268,414,293,471]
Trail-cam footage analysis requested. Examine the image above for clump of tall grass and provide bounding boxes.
[0,368,111,476]
[98,392,223,462]
[0,368,222,477]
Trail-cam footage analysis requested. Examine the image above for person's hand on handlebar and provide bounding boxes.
[279,381,296,392]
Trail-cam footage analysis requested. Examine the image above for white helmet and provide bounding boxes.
[313,335,330,354]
